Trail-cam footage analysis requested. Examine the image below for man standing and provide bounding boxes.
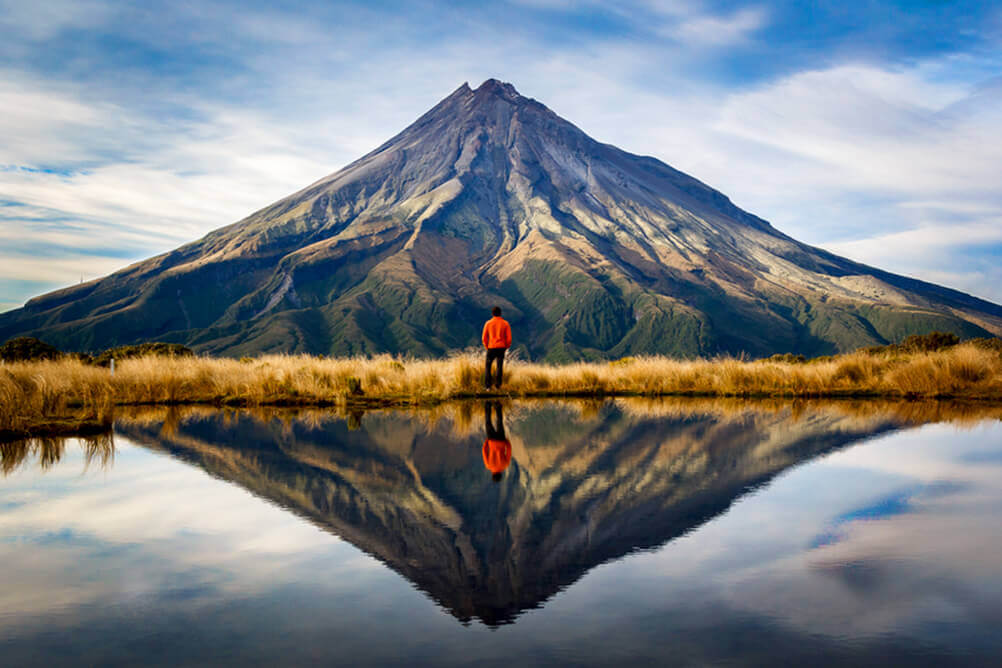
[482,306,512,390]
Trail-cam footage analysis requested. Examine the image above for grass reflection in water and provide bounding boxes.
[0,432,114,476]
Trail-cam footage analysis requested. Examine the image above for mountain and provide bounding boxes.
[116,401,904,626]
[3,79,1001,359]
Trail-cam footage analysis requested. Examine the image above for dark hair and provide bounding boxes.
[492,306,502,317]
[492,472,503,483]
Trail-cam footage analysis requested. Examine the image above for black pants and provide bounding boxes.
[485,347,506,388]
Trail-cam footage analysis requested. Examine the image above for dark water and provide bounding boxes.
[2,400,1002,666]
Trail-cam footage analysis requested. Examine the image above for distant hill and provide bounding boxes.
[3,79,1001,359]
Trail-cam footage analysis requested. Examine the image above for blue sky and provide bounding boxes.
[2,0,1001,312]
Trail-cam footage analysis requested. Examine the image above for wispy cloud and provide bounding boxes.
[713,64,998,194]
[669,6,767,46]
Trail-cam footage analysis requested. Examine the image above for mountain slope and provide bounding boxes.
[3,79,1001,359]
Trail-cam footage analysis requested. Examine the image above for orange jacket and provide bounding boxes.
[482,316,512,349]
[483,438,512,474]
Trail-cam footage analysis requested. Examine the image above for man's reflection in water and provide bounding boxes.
[482,401,512,483]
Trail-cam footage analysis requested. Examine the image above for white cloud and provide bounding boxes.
[0,78,112,165]
[0,255,128,288]
[670,6,767,46]
[827,220,1002,262]
[713,65,999,194]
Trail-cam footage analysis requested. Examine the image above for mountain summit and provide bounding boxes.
[3,79,1001,358]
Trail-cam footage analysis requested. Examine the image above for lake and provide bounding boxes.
[2,399,1001,666]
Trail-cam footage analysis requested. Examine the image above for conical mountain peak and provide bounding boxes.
[3,81,1000,359]
[420,79,545,135]
[473,78,523,102]
[416,79,530,120]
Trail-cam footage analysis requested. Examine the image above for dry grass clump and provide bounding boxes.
[1,360,114,435]
[2,342,1002,439]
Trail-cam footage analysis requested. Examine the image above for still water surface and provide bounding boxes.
[2,399,1002,666]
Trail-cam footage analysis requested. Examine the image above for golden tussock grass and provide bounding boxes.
[3,343,1002,438]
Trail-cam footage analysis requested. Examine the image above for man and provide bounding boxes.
[483,401,512,483]
[481,306,512,390]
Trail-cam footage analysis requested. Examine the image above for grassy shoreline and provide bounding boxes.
[3,341,1002,440]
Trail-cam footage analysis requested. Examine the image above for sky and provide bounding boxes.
[1,0,1001,312]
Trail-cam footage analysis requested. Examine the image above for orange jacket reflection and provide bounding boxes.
[482,438,512,475]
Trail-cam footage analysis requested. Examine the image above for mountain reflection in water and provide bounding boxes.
[105,398,924,627]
